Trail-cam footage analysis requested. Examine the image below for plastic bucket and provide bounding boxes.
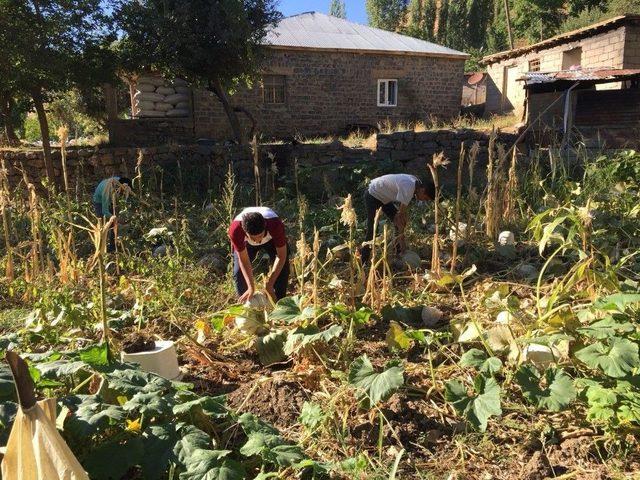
[121,340,181,380]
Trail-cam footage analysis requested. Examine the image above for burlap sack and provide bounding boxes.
[1,398,89,480]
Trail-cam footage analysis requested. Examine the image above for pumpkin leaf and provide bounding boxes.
[515,365,576,411]
[575,338,639,378]
[348,355,404,409]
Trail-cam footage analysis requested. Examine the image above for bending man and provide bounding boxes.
[229,207,289,302]
[361,174,434,264]
[92,176,132,252]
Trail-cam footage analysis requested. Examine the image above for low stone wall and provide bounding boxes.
[0,129,517,196]
[108,118,196,147]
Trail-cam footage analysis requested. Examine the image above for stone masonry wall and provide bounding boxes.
[485,26,628,117]
[0,129,516,196]
[193,49,465,140]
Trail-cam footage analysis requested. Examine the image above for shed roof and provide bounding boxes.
[482,14,640,64]
[519,67,640,88]
[264,12,468,59]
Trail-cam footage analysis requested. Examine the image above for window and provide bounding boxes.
[377,79,397,107]
[528,58,540,72]
[562,47,582,70]
[262,75,286,104]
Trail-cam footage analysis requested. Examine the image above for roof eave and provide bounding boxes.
[266,44,469,60]
[481,14,640,65]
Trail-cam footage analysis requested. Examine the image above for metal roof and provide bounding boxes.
[264,12,468,59]
[482,14,640,64]
[519,68,640,87]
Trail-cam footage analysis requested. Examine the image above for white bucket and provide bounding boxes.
[121,340,181,380]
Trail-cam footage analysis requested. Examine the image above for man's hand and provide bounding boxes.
[239,286,255,303]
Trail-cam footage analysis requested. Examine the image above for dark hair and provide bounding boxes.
[118,176,132,187]
[241,212,266,236]
[416,178,436,200]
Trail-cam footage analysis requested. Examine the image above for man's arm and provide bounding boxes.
[266,244,287,300]
[237,248,255,302]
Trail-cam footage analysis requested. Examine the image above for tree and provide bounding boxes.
[330,0,347,18]
[114,0,281,146]
[366,0,408,31]
[0,0,114,185]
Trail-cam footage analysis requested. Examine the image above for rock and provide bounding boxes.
[495,310,515,325]
[521,344,560,367]
[400,250,421,270]
[498,231,515,245]
[515,263,538,281]
[197,253,226,275]
[422,306,444,328]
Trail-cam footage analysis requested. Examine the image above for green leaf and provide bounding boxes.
[173,392,228,419]
[103,368,173,395]
[237,413,306,467]
[348,355,404,408]
[36,360,88,379]
[255,330,287,366]
[269,295,315,324]
[575,338,639,378]
[140,423,179,479]
[283,325,343,356]
[0,365,16,402]
[82,437,144,480]
[299,402,324,431]
[174,424,213,466]
[386,321,411,351]
[123,391,175,417]
[445,375,502,432]
[578,315,635,340]
[584,385,617,423]
[459,349,502,375]
[63,395,127,438]
[515,365,576,411]
[0,402,18,445]
[594,293,640,312]
[381,304,422,325]
[76,342,110,367]
[179,449,245,480]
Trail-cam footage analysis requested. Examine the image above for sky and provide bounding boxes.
[277,0,368,24]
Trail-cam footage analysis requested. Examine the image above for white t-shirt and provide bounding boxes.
[368,174,419,206]
[234,207,279,246]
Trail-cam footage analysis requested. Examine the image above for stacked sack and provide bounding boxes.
[133,75,191,118]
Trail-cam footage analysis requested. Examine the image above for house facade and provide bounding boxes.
[482,15,640,118]
[110,12,467,145]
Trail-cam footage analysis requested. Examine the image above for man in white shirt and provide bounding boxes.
[361,174,434,264]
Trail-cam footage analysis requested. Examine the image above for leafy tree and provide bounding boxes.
[366,0,408,31]
[114,0,281,146]
[510,0,565,43]
[329,0,347,18]
[0,0,114,184]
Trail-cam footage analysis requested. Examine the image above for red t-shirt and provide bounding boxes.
[228,207,286,252]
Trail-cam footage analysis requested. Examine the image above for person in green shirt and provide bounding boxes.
[92,176,132,251]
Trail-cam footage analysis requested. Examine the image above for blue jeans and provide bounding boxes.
[233,241,290,300]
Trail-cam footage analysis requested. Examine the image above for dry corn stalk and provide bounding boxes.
[312,229,320,308]
[339,194,358,307]
[484,131,508,240]
[364,208,382,309]
[0,158,13,280]
[428,152,449,277]
[451,143,465,272]
[504,147,519,223]
[466,141,480,239]
[251,134,261,205]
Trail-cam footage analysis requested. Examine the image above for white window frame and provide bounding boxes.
[377,79,398,107]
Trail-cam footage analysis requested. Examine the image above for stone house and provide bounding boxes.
[109,12,467,145]
[481,14,640,118]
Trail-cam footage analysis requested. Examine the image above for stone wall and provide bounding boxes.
[192,49,465,140]
[485,26,629,117]
[0,129,517,196]
[108,118,196,147]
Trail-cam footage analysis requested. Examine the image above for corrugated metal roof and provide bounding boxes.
[482,14,640,64]
[520,68,640,86]
[264,12,468,58]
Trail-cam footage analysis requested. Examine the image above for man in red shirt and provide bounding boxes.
[228,207,289,302]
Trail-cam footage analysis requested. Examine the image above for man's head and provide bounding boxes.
[241,212,267,243]
[415,178,436,202]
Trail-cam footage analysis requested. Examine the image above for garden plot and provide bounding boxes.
[0,143,639,479]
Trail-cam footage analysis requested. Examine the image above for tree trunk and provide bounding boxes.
[31,88,56,187]
[0,94,20,146]
[209,79,247,146]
